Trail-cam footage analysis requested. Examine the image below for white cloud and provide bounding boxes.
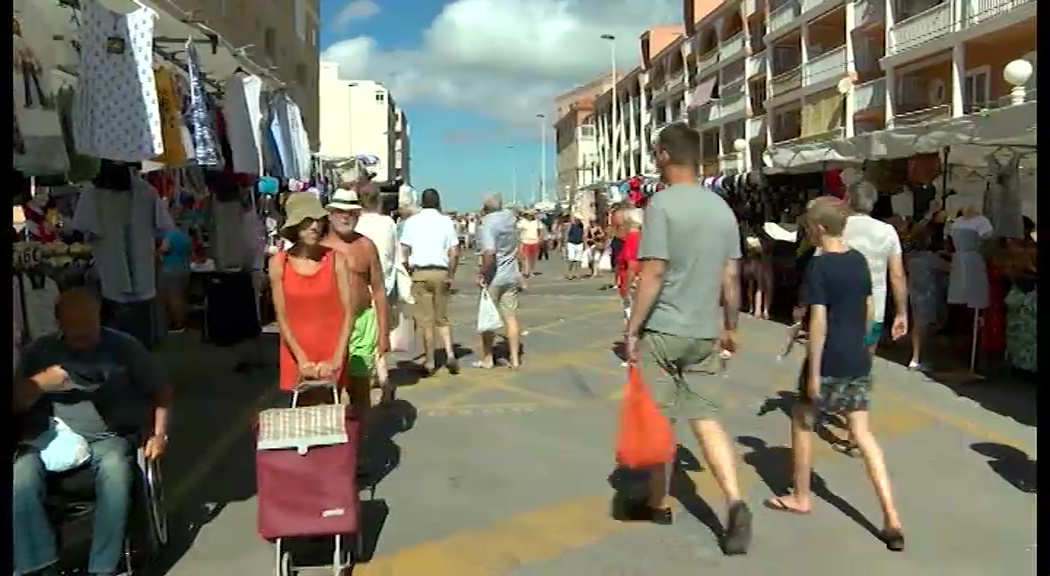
[333,0,380,28]
[321,0,679,125]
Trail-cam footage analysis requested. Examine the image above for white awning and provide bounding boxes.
[689,76,718,109]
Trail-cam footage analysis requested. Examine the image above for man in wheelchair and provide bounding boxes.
[13,288,173,576]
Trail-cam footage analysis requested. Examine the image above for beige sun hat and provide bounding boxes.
[282,192,329,231]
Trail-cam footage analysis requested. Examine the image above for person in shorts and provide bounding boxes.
[624,123,752,556]
[474,193,522,369]
[564,215,586,279]
[763,196,905,552]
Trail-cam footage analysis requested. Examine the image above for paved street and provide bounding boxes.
[156,259,1037,576]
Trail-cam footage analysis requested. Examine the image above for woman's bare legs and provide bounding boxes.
[754,290,764,320]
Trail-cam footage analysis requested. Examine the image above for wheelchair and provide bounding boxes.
[41,436,168,575]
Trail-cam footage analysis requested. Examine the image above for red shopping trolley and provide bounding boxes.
[256,380,363,576]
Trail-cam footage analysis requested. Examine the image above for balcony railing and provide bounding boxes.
[893,103,952,126]
[852,0,885,28]
[747,51,767,78]
[772,121,802,143]
[803,45,847,87]
[720,32,746,61]
[801,0,829,13]
[966,0,1035,26]
[852,78,886,111]
[748,115,768,140]
[722,63,746,87]
[721,88,748,117]
[888,1,953,55]
[651,80,668,99]
[697,49,719,74]
[692,102,722,126]
[667,71,687,92]
[770,67,803,97]
[719,153,745,173]
[769,1,802,35]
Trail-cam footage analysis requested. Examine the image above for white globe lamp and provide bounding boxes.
[733,138,748,173]
[1003,59,1033,106]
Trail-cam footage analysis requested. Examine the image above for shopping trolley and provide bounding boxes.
[256,380,364,576]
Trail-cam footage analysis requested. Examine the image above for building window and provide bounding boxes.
[579,125,596,139]
[264,27,277,61]
[963,65,990,112]
[376,91,386,103]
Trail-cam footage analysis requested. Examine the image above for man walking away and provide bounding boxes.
[764,197,905,552]
[474,193,523,369]
[400,188,460,375]
[564,215,586,280]
[624,123,752,555]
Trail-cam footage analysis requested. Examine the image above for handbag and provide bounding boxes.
[476,288,504,333]
[614,366,675,468]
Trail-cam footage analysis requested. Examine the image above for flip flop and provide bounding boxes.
[472,360,495,369]
[763,496,811,515]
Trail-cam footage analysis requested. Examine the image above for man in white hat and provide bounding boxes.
[322,183,390,421]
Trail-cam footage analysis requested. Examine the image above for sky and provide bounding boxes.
[318,0,680,211]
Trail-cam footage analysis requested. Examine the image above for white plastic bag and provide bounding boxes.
[476,288,504,333]
[24,417,91,473]
[579,246,592,268]
[597,247,613,271]
[389,311,412,352]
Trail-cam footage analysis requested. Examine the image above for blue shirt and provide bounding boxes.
[17,328,166,441]
[478,209,521,288]
[803,250,873,378]
[161,228,191,270]
[566,222,584,244]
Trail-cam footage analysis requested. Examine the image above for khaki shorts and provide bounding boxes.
[410,268,451,328]
[637,330,721,421]
[490,283,520,315]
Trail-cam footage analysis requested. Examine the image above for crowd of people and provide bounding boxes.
[26,118,1047,572]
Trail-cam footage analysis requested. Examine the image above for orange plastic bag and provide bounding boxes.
[615,366,675,468]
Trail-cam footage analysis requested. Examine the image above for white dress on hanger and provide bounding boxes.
[72,0,163,162]
[947,227,989,309]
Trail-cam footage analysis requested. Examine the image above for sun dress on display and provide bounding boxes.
[73,0,164,162]
[184,39,221,166]
[151,67,188,167]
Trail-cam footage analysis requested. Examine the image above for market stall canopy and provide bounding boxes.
[21,0,282,94]
[762,101,1037,172]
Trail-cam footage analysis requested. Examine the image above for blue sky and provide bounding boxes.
[317,0,680,211]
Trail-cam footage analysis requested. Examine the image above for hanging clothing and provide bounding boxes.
[985,152,1023,239]
[183,40,221,166]
[210,199,250,270]
[221,73,264,175]
[151,67,189,167]
[73,0,164,162]
[71,176,173,303]
[275,251,347,391]
[270,93,312,180]
[19,273,61,340]
[1004,285,1037,373]
[947,227,989,309]
[54,87,101,183]
[13,17,70,176]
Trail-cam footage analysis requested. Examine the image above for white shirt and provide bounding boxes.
[517,219,541,244]
[400,208,458,269]
[843,214,902,322]
[356,212,398,295]
[949,215,993,239]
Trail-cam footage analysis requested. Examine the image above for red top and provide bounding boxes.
[274,250,347,391]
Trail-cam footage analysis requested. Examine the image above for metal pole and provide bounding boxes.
[540,118,547,203]
[610,41,618,180]
[509,145,518,206]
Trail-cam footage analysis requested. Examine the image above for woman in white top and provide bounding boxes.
[354,185,400,400]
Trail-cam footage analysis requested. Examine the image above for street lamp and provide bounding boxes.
[733,138,748,174]
[600,33,618,179]
[536,113,547,205]
[1003,59,1033,106]
[507,145,518,206]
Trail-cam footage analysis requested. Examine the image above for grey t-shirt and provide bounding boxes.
[17,328,166,441]
[478,209,522,288]
[638,182,742,339]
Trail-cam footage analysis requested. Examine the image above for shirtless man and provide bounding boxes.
[322,186,390,421]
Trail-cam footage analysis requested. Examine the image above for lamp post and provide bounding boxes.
[600,33,618,179]
[733,138,748,174]
[508,145,518,206]
[536,113,547,205]
[1003,59,1033,106]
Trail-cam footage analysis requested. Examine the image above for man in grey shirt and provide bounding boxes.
[624,123,752,555]
[475,193,523,369]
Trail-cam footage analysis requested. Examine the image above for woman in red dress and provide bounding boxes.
[616,208,643,324]
[269,193,357,406]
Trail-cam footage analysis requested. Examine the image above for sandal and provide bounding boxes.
[881,527,905,551]
[762,496,811,515]
[472,360,495,369]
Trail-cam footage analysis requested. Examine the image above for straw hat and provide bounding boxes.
[282,192,328,231]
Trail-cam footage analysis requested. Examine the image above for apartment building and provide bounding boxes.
[553,77,611,200]
[318,70,405,183]
[393,107,411,184]
[170,0,322,149]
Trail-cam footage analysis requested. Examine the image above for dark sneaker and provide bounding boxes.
[624,500,673,525]
[721,501,753,556]
[882,528,905,552]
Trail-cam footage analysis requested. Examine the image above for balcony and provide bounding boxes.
[721,84,748,117]
[667,71,687,92]
[770,67,802,97]
[852,0,886,28]
[698,49,719,74]
[748,114,768,140]
[747,51,767,78]
[801,0,831,13]
[720,32,746,61]
[803,46,847,88]
[769,1,802,35]
[722,62,747,87]
[651,79,668,99]
[966,0,1035,26]
[692,101,722,126]
[888,1,952,56]
[852,78,886,111]
[719,153,745,173]
[893,104,952,126]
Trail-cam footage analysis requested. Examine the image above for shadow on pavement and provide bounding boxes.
[360,399,417,492]
[279,498,390,567]
[755,391,853,452]
[737,436,882,539]
[971,442,1037,494]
